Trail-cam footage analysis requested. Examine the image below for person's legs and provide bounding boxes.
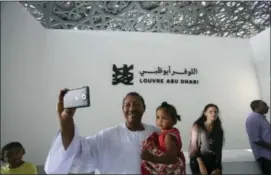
[202,155,217,174]
[257,157,271,174]
[190,158,200,175]
[190,155,217,175]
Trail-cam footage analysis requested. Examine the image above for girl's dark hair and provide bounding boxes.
[194,104,224,141]
[157,101,181,123]
[0,142,25,161]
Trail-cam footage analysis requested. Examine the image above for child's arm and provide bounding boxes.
[141,134,178,164]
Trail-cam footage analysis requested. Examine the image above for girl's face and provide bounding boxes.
[156,108,174,130]
[3,148,24,165]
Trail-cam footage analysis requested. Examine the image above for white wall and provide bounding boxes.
[1,2,261,166]
[250,28,270,119]
[44,30,260,151]
[1,2,46,165]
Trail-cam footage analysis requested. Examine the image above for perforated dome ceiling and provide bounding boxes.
[21,1,270,38]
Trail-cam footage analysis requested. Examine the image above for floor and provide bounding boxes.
[37,161,261,174]
[37,149,261,174]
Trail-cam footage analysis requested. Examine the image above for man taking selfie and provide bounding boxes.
[44,89,159,174]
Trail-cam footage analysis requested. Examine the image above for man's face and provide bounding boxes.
[259,101,269,114]
[122,95,145,126]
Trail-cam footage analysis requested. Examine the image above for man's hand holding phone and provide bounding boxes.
[57,89,76,121]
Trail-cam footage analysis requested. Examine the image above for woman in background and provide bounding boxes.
[0,142,37,174]
[189,104,224,175]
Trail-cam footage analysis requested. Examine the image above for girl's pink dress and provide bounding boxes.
[141,128,186,175]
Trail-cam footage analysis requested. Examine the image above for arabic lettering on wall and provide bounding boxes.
[139,66,198,77]
[139,66,199,85]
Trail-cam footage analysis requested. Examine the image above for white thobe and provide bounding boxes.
[44,123,159,174]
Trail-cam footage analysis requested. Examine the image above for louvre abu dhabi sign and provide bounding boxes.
[112,64,199,86]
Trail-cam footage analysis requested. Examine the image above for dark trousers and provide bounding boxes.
[257,157,271,175]
[190,155,221,175]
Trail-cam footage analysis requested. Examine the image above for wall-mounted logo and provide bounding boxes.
[112,64,134,85]
[112,64,199,85]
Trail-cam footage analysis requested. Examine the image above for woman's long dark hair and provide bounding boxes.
[194,104,224,142]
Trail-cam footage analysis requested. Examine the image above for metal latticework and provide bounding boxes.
[21,1,270,38]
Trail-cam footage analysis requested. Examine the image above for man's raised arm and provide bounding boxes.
[44,89,100,174]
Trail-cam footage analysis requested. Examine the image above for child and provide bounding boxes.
[141,102,186,175]
[0,142,37,174]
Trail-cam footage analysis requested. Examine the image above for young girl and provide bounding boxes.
[0,142,37,174]
[141,102,186,175]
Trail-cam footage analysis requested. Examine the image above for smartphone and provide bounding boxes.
[63,86,90,109]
